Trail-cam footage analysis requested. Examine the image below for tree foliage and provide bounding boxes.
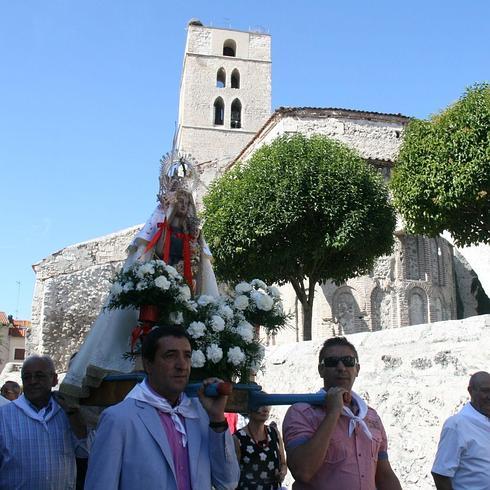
[391,83,490,246]
[202,134,396,339]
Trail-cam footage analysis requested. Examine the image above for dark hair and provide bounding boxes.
[141,325,192,362]
[318,336,359,363]
[2,381,20,390]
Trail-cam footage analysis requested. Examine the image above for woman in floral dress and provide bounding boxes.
[234,405,287,489]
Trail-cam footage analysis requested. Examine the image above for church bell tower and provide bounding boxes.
[177,19,271,190]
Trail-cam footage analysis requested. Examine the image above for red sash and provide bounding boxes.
[144,219,194,290]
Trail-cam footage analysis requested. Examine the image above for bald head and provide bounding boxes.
[469,371,490,389]
[468,371,490,417]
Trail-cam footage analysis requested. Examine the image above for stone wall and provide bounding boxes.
[29,226,140,371]
[258,314,490,490]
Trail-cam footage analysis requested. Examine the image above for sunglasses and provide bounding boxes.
[321,356,357,368]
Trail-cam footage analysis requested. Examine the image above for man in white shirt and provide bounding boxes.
[432,371,490,490]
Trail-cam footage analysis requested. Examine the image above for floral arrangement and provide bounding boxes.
[175,294,266,382]
[232,279,289,333]
[107,259,191,324]
[107,260,288,381]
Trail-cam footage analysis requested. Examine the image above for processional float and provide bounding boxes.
[80,374,326,412]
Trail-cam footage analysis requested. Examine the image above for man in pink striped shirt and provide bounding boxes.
[283,336,401,490]
[85,326,239,489]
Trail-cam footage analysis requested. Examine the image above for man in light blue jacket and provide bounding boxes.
[85,325,239,489]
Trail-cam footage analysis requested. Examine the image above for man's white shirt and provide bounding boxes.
[432,402,490,490]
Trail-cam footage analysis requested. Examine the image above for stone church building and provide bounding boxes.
[29,21,489,366]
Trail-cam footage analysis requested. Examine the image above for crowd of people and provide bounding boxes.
[0,331,489,489]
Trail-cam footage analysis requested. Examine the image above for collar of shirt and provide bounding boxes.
[462,402,490,428]
[13,394,61,424]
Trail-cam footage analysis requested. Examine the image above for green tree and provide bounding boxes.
[391,83,490,246]
[203,134,396,340]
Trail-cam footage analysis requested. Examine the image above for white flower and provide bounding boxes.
[165,265,179,278]
[234,295,249,310]
[210,315,225,332]
[197,295,215,306]
[237,321,254,343]
[169,311,183,324]
[206,344,223,363]
[140,263,155,275]
[111,282,123,295]
[136,263,155,278]
[251,279,267,290]
[227,346,246,366]
[235,281,252,294]
[154,275,170,290]
[191,350,206,368]
[250,290,262,304]
[179,285,191,301]
[218,304,234,319]
[123,282,134,292]
[187,321,206,339]
[268,285,281,298]
[136,282,146,291]
[256,293,274,311]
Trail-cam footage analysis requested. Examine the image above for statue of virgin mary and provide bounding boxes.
[61,151,219,399]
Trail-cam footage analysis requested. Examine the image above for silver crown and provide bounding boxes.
[158,150,199,201]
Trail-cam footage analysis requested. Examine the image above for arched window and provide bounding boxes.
[223,39,236,57]
[213,97,224,125]
[230,99,241,129]
[231,69,240,89]
[216,68,226,88]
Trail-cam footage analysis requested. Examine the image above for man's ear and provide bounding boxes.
[52,373,59,388]
[355,363,360,377]
[318,363,324,378]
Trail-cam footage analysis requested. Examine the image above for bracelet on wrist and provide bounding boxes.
[209,419,228,429]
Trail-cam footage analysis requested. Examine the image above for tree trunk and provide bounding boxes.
[302,301,313,341]
[290,277,317,341]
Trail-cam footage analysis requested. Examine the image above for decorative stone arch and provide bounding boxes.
[371,287,393,331]
[223,39,236,57]
[230,98,242,129]
[231,68,240,88]
[216,68,226,88]
[431,296,448,322]
[408,286,428,326]
[213,97,224,125]
[332,287,364,335]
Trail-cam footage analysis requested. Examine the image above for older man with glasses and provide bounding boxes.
[0,355,88,489]
[282,336,401,490]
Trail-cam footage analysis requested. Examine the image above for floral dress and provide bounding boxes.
[235,425,281,490]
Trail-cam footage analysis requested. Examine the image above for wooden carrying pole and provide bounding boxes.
[80,374,325,412]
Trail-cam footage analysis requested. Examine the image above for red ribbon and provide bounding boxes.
[130,323,153,351]
[144,219,195,291]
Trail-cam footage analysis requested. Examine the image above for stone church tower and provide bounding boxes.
[176,20,271,191]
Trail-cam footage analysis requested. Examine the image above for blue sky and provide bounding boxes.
[1,0,489,320]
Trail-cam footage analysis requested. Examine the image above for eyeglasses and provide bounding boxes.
[321,356,357,368]
[21,372,53,382]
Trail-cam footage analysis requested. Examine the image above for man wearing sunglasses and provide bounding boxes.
[283,336,401,489]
